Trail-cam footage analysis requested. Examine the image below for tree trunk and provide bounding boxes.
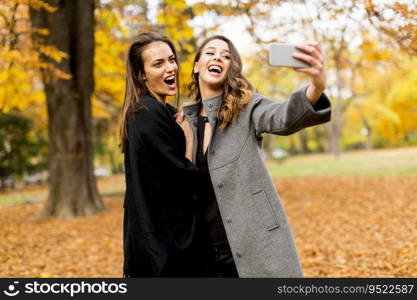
[0,177,5,192]
[365,128,372,150]
[328,118,342,159]
[288,135,298,155]
[30,0,105,220]
[313,127,325,152]
[357,105,373,150]
[329,51,345,160]
[298,130,311,154]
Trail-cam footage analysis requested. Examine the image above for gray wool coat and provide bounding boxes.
[182,86,331,277]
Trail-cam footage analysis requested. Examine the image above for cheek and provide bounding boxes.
[195,61,204,74]
[224,61,231,74]
[147,69,162,82]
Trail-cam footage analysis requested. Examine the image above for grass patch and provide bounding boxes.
[267,146,417,178]
[0,175,126,207]
[0,191,46,207]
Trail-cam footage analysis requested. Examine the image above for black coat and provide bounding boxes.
[123,94,200,277]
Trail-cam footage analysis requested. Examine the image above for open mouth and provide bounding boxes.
[163,75,176,87]
[208,65,223,74]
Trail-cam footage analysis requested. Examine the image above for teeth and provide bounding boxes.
[209,65,222,73]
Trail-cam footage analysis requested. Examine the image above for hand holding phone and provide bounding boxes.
[269,43,310,68]
[269,41,327,103]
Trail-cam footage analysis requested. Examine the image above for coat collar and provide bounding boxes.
[182,94,223,119]
[183,94,223,130]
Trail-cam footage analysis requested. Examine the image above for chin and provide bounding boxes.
[207,80,225,90]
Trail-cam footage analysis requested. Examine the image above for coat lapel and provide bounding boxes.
[182,94,223,163]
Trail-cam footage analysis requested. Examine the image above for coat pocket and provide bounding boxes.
[251,189,280,231]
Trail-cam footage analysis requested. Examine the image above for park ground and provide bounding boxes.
[0,147,416,277]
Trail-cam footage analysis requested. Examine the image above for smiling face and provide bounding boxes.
[193,39,231,98]
[141,41,178,102]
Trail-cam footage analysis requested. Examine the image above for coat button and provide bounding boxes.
[236,252,242,258]
[225,218,232,224]
[210,149,215,155]
[208,103,213,108]
[218,183,224,189]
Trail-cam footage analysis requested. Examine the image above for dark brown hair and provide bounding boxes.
[119,32,179,153]
[188,35,253,129]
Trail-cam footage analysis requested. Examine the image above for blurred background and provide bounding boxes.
[0,0,416,277]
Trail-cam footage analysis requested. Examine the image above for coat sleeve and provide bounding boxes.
[127,107,202,188]
[251,85,331,137]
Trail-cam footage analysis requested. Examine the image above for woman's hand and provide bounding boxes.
[177,117,194,161]
[174,101,194,124]
[292,41,326,104]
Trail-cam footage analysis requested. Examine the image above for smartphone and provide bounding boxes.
[269,43,310,68]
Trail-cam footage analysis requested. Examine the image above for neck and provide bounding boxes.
[153,93,166,103]
[146,86,166,103]
[199,81,223,100]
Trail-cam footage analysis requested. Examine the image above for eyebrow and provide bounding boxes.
[151,54,175,64]
[205,46,230,54]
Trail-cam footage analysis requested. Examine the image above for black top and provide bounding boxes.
[123,94,201,277]
[195,114,228,246]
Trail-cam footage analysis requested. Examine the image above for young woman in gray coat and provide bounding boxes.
[177,35,332,277]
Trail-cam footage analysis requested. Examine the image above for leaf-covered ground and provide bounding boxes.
[0,175,416,277]
[277,175,417,277]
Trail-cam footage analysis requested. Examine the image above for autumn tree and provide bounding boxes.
[365,0,417,56]
[0,113,47,190]
[30,0,105,220]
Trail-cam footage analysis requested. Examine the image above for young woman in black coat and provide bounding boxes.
[119,32,207,277]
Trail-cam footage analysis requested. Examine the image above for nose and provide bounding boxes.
[166,62,176,73]
[212,52,222,61]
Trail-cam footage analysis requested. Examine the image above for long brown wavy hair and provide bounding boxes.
[188,35,253,129]
[119,32,180,153]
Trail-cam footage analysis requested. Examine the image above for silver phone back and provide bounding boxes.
[269,43,310,68]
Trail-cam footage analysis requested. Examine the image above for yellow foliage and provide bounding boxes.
[37,44,68,63]
[31,27,50,36]
[96,9,123,32]
[0,64,45,114]
[357,57,417,144]
[165,0,187,10]
[26,0,57,13]
[92,6,128,120]
[157,0,197,100]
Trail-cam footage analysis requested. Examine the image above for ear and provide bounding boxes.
[193,62,199,74]
[141,72,147,81]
